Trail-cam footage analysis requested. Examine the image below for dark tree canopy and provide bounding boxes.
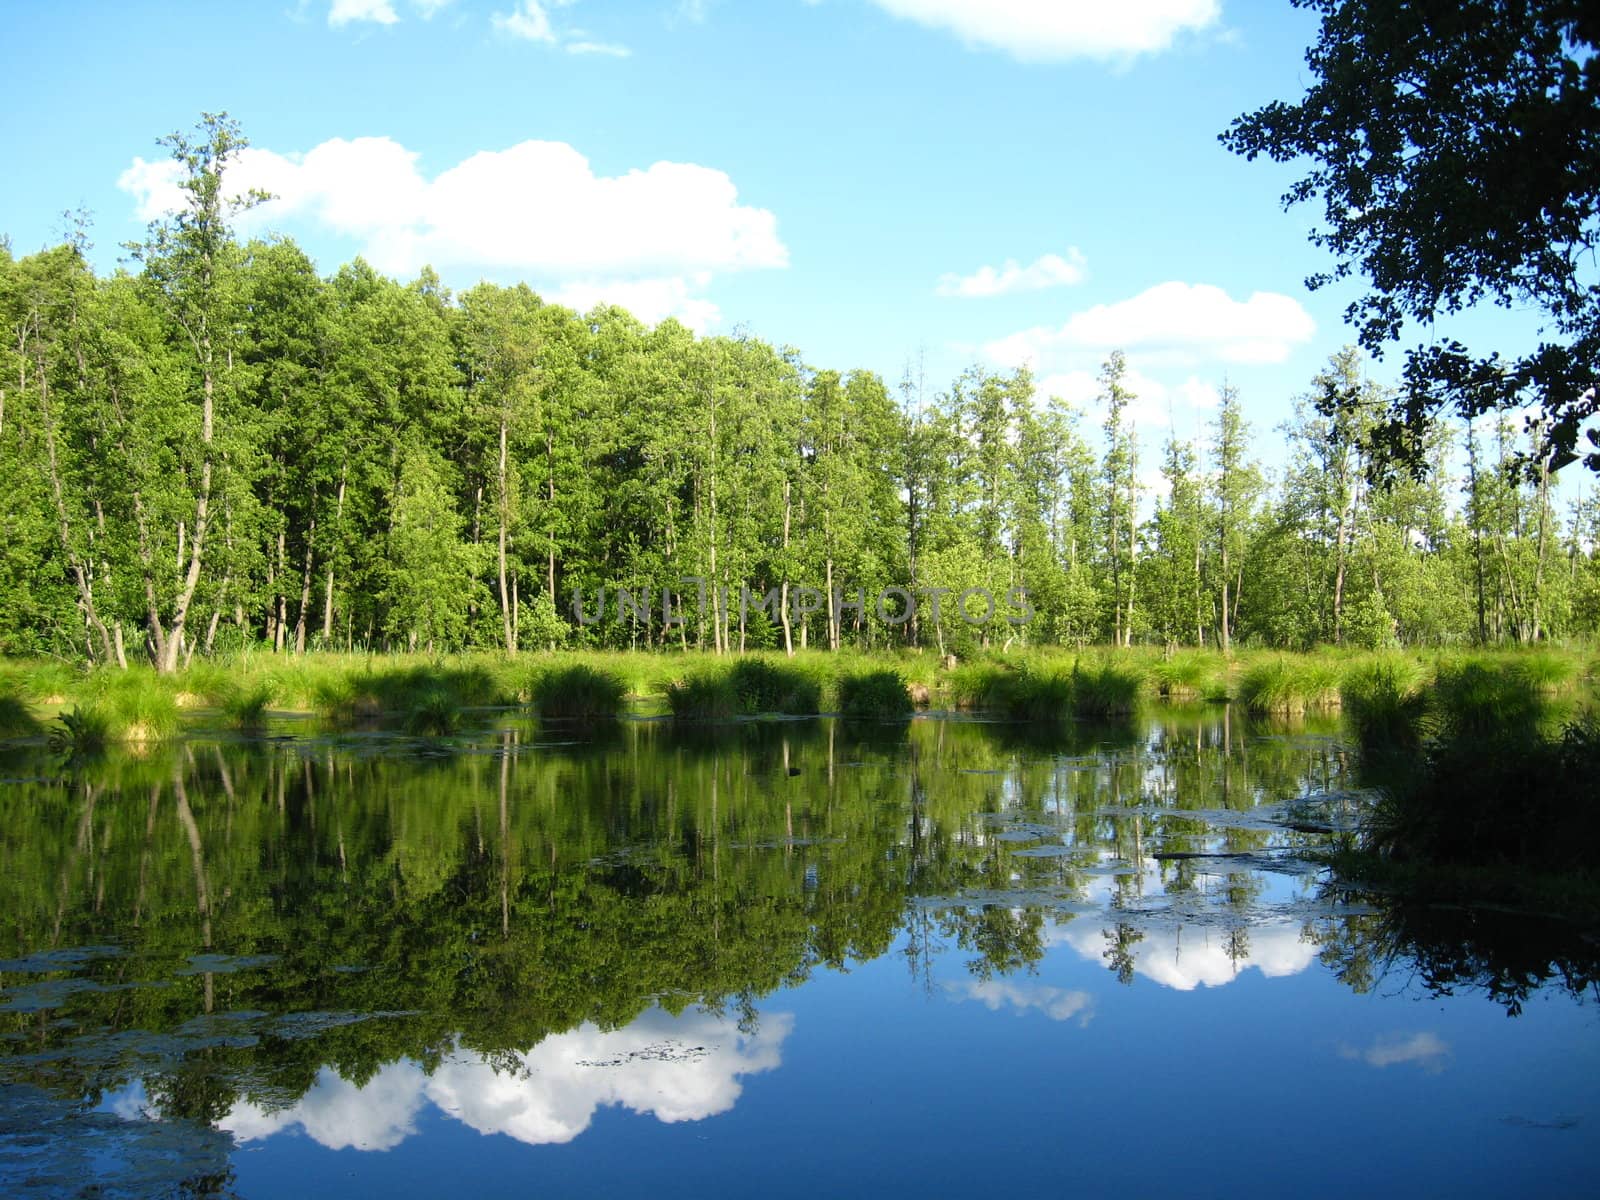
[1223,1,1600,474]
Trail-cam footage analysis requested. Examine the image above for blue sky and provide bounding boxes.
[2,1,1502,477]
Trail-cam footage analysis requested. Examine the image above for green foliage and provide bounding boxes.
[1364,712,1600,873]
[530,664,627,720]
[47,705,110,755]
[1070,660,1147,718]
[837,670,913,719]
[1224,0,1600,473]
[1428,660,1547,744]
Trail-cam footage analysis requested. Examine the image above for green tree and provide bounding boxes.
[1223,0,1600,473]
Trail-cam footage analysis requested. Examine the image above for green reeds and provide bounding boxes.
[1238,656,1342,714]
[1148,650,1228,702]
[220,682,275,730]
[1340,657,1427,749]
[404,688,463,736]
[837,670,913,719]
[1070,660,1147,718]
[1428,660,1546,743]
[727,658,822,714]
[531,664,628,720]
[664,673,740,720]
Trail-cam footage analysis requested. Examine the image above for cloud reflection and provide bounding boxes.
[1054,920,1319,991]
[218,1005,791,1151]
[1339,1032,1451,1073]
[954,980,1096,1026]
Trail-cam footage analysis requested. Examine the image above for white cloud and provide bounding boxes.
[866,0,1221,62]
[954,979,1096,1025]
[493,1,558,42]
[987,281,1316,369]
[567,39,632,56]
[329,0,399,25]
[117,135,785,329]
[550,275,721,331]
[1340,1032,1451,1073]
[220,1007,791,1150]
[1035,367,1219,432]
[936,249,1087,298]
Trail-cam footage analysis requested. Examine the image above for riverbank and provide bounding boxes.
[0,644,1593,742]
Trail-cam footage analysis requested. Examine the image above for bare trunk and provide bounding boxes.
[294,516,315,655]
[498,416,515,654]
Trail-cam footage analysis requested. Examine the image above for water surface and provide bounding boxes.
[1,710,1595,1197]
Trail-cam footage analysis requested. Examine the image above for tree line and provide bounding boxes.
[2,115,1597,671]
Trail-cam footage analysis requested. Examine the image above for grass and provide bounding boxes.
[664,673,740,721]
[837,670,913,719]
[1428,659,1548,743]
[219,682,275,730]
[531,664,628,720]
[1340,657,1428,749]
[404,689,463,736]
[1148,650,1230,702]
[1360,711,1600,873]
[1237,655,1343,714]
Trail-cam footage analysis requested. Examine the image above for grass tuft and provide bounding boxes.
[837,670,913,719]
[531,664,627,720]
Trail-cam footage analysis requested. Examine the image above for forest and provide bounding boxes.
[3,116,1598,673]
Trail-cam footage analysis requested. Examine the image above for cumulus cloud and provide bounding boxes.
[1035,367,1219,432]
[221,1007,792,1151]
[329,0,399,25]
[490,1,630,55]
[954,979,1096,1025]
[936,249,1087,298]
[866,0,1221,62]
[117,135,785,329]
[1339,1032,1451,1073]
[987,281,1315,369]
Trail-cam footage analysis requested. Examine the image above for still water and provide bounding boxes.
[1,710,1595,1197]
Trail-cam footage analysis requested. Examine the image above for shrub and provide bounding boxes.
[48,706,111,756]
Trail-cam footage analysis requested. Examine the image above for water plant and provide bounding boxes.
[1070,660,1146,718]
[837,670,913,719]
[1340,657,1427,749]
[531,664,628,720]
[220,682,275,730]
[405,689,463,736]
[1237,656,1342,714]
[664,673,741,721]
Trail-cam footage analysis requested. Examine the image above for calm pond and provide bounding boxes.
[1,710,1596,1198]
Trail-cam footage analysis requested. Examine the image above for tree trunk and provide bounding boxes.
[498,416,515,654]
